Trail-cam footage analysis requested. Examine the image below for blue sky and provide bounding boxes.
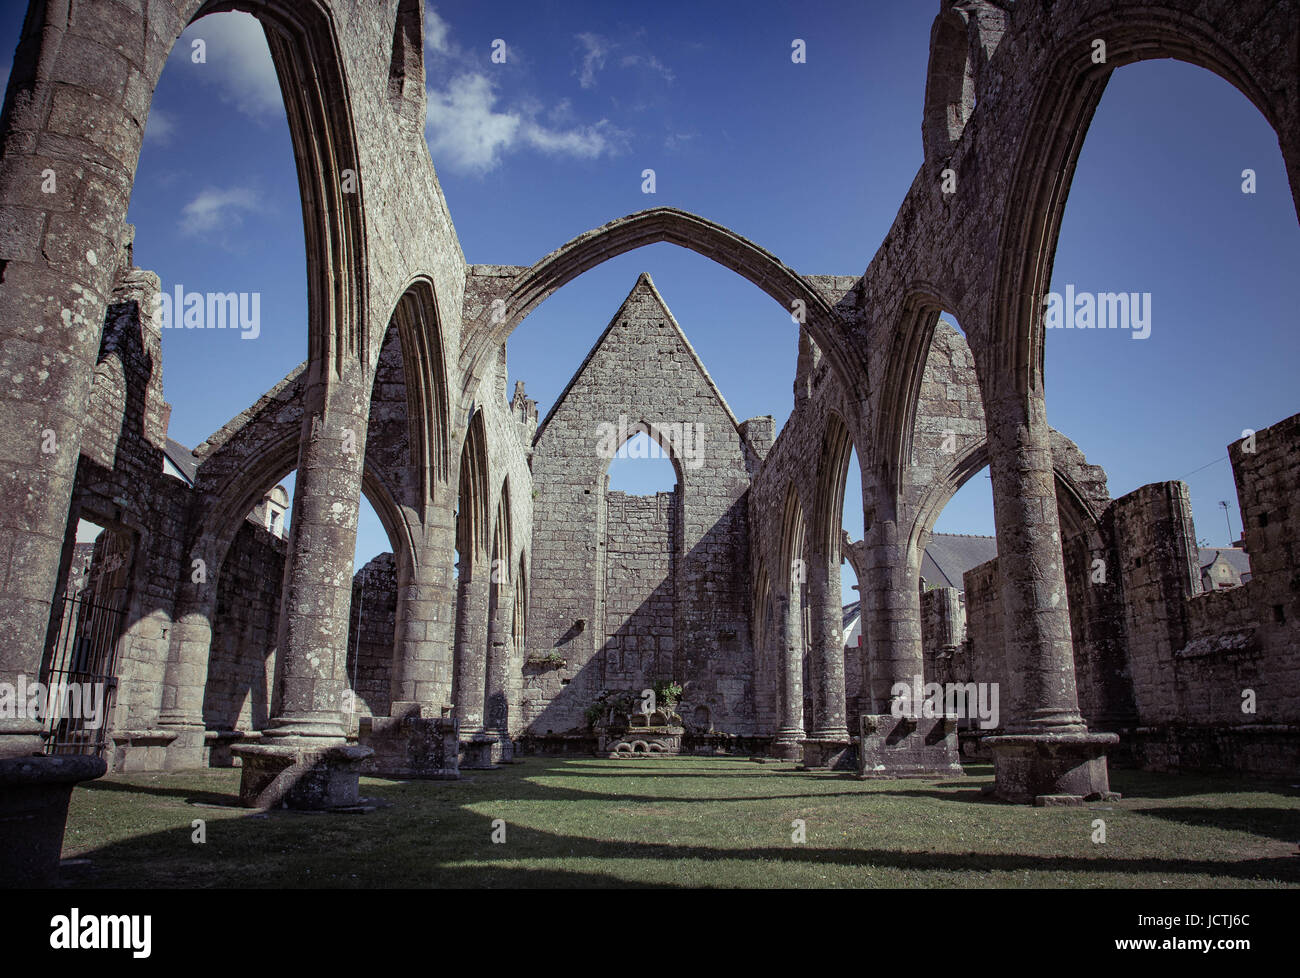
[3,2,1295,605]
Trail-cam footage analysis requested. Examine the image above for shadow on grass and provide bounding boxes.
[79,779,241,807]
[57,757,1300,888]
[1108,765,1300,800]
[1131,806,1300,846]
[60,801,1300,889]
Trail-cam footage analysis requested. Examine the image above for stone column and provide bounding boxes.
[157,580,218,770]
[452,564,489,733]
[770,592,805,759]
[232,365,375,807]
[808,549,849,740]
[452,557,492,768]
[0,5,156,881]
[982,390,1115,803]
[484,579,514,762]
[858,517,924,712]
[852,515,962,777]
[389,514,457,713]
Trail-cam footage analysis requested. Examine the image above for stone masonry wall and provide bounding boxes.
[526,274,758,735]
[203,521,285,732]
[345,552,398,724]
[602,490,676,692]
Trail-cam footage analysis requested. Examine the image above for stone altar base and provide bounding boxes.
[858,714,963,778]
[0,753,106,887]
[800,737,854,770]
[985,731,1119,805]
[358,711,460,779]
[230,742,374,809]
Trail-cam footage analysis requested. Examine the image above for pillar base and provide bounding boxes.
[800,737,854,770]
[106,728,180,773]
[459,734,499,770]
[156,724,205,771]
[858,714,963,778]
[488,731,515,764]
[769,732,805,761]
[0,753,106,887]
[985,731,1119,804]
[358,711,460,780]
[230,742,374,809]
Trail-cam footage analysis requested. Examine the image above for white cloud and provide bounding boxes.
[178,12,281,121]
[422,15,628,174]
[665,131,695,152]
[575,32,609,89]
[143,109,176,146]
[426,72,626,174]
[179,186,261,236]
[425,4,452,55]
[522,119,622,157]
[622,53,674,84]
[425,74,521,173]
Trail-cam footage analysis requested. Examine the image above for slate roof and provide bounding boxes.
[920,533,998,589]
[163,437,199,484]
[1198,547,1251,577]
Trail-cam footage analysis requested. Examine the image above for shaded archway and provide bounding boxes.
[461,208,860,406]
[990,9,1298,403]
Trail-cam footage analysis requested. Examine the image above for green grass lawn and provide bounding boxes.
[57,757,1300,888]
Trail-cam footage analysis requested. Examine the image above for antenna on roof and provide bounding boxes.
[1218,501,1234,547]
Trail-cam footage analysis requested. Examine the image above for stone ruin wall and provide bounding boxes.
[602,490,677,698]
[962,412,1300,774]
[203,521,284,735]
[525,276,758,736]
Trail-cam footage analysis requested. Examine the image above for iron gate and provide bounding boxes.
[41,589,125,757]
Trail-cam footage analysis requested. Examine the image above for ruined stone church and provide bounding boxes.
[2,0,1298,887]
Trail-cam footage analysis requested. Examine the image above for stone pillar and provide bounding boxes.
[859,518,924,711]
[233,366,375,807]
[452,559,493,768]
[389,515,456,712]
[770,593,805,759]
[0,5,154,880]
[802,546,851,769]
[982,391,1116,803]
[807,549,849,740]
[853,515,960,777]
[157,580,218,770]
[484,579,514,762]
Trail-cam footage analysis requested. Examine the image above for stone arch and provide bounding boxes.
[492,477,512,587]
[461,207,858,402]
[512,550,527,653]
[602,418,688,489]
[989,6,1299,401]
[875,289,965,507]
[779,484,807,597]
[190,0,370,372]
[377,278,452,506]
[456,409,490,568]
[190,371,412,589]
[811,411,857,565]
[906,434,1106,570]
